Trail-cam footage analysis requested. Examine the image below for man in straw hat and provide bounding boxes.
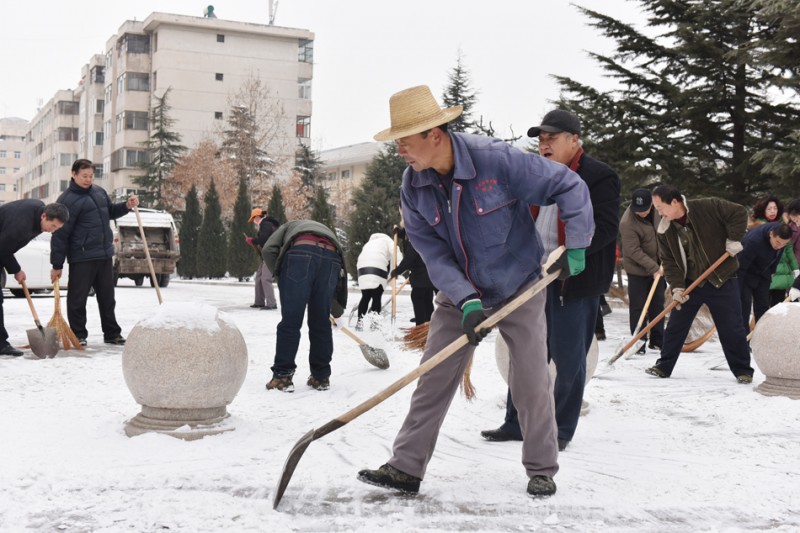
[357,85,595,497]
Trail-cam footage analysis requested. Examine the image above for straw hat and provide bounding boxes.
[374,85,463,141]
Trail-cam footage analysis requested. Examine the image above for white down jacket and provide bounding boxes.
[356,233,402,289]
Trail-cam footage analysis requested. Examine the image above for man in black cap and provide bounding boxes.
[481,109,620,452]
[619,188,665,353]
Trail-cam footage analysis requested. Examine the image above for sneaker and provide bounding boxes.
[527,475,557,497]
[104,336,126,346]
[0,344,24,357]
[355,319,364,332]
[595,331,606,341]
[645,366,669,378]
[78,338,88,347]
[357,463,421,493]
[635,343,647,355]
[736,375,753,384]
[307,375,330,391]
[266,375,294,392]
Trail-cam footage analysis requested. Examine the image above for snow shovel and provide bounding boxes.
[606,252,731,367]
[133,202,163,305]
[21,280,59,358]
[273,246,565,509]
[330,316,390,369]
[614,272,662,358]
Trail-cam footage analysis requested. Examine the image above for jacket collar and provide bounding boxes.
[411,132,477,188]
[657,195,689,234]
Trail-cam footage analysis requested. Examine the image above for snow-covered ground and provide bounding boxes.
[1,278,798,532]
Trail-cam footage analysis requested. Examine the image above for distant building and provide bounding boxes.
[19,12,314,203]
[0,117,27,204]
[319,142,384,222]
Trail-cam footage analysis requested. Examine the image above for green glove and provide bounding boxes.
[566,248,586,276]
[461,299,491,346]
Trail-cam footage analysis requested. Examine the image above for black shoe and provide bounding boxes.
[645,366,669,378]
[595,331,606,341]
[600,304,612,316]
[78,338,88,347]
[250,304,265,308]
[648,342,662,351]
[261,305,278,310]
[307,375,330,391]
[0,344,24,357]
[480,427,523,442]
[527,475,557,497]
[635,343,647,355]
[357,463,421,493]
[104,336,126,346]
[558,438,569,452]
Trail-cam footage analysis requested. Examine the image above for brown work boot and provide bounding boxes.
[266,375,294,392]
[307,375,330,391]
[357,463,421,493]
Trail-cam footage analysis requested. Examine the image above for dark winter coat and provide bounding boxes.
[0,199,46,275]
[657,197,747,290]
[737,222,785,289]
[262,219,348,316]
[254,216,281,247]
[620,206,661,277]
[394,229,435,289]
[50,179,129,269]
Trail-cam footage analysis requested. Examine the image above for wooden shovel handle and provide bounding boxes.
[633,272,662,335]
[20,280,43,327]
[132,204,163,304]
[330,316,367,347]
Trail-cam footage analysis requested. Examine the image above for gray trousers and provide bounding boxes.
[389,282,558,480]
[254,261,277,307]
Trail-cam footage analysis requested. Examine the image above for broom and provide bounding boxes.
[47,278,84,351]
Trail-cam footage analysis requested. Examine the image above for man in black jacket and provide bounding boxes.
[246,208,280,310]
[481,109,620,451]
[50,159,138,347]
[0,200,69,356]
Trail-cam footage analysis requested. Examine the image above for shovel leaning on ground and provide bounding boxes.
[273,247,565,510]
[21,280,59,358]
[330,316,390,369]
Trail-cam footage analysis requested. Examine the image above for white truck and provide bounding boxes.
[111,209,180,287]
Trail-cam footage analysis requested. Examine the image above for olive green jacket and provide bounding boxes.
[656,197,747,290]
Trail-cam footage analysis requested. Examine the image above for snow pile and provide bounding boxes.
[136,301,234,332]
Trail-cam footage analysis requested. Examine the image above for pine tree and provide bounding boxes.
[345,143,406,272]
[267,184,286,224]
[227,178,260,281]
[441,52,479,134]
[197,180,228,278]
[310,186,335,230]
[221,104,273,204]
[133,88,187,208]
[177,185,202,279]
[553,1,799,203]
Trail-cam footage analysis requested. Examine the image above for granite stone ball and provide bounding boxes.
[123,302,248,410]
[495,335,599,386]
[750,303,800,399]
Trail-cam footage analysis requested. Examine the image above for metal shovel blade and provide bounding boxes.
[360,345,390,369]
[27,325,59,359]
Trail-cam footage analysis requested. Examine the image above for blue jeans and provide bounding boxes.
[500,284,599,442]
[272,245,341,380]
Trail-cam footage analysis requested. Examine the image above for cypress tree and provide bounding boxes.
[227,178,261,281]
[310,186,335,230]
[177,185,201,279]
[197,180,228,278]
[267,184,286,224]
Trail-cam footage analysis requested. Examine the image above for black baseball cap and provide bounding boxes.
[527,109,581,137]
[631,189,652,212]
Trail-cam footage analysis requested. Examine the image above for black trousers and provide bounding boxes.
[0,287,8,348]
[358,286,384,319]
[67,258,122,340]
[627,274,666,345]
[410,286,436,324]
[739,276,770,333]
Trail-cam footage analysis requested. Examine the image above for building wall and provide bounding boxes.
[0,117,28,204]
[319,142,384,222]
[18,12,314,204]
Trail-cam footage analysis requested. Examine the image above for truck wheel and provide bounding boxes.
[135,276,144,287]
[158,274,170,288]
[10,289,25,298]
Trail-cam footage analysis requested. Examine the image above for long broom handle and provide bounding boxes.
[632,272,662,337]
[133,203,163,304]
[391,228,399,323]
[609,252,731,365]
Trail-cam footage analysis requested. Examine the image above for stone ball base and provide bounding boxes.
[751,303,800,400]
[755,377,800,400]
[495,335,599,416]
[125,406,234,441]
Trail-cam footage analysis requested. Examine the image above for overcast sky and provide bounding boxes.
[1,0,647,151]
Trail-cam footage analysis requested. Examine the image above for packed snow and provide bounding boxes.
[1,278,798,532]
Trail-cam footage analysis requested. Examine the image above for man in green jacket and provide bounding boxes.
[646,185,754,383]
[262,220,348,393]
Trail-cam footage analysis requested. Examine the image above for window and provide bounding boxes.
[217,34,225,43]
[0,168,5,175]
[124,111,149,130]
[91,66,105,83]
[117,75,124,96]
[14,151,21,159]
[57,128,79,141]
[341,170,351,179]
[0,150,5,158]
[121,33,150,54]
[96,99,104,114]
[94,164,104,179]
[214,111,223,120]
[215,73,224,81]
[298,39,314,63]
[116,112,123,132]
[111,148,148,170]
[296,116,311,138]
[104,120,111,140]
[105,85,112,104]
[95,132,104,145]
[0,184,6,191]
[57,101,79,115]
[298,78,312,99]
[125,72,150,91]
[126,149,148,167]
[59,153,76,166]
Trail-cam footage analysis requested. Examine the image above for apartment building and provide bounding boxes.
[20,12,314,204]
[319,142,384,222]
[0,117,28,204]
